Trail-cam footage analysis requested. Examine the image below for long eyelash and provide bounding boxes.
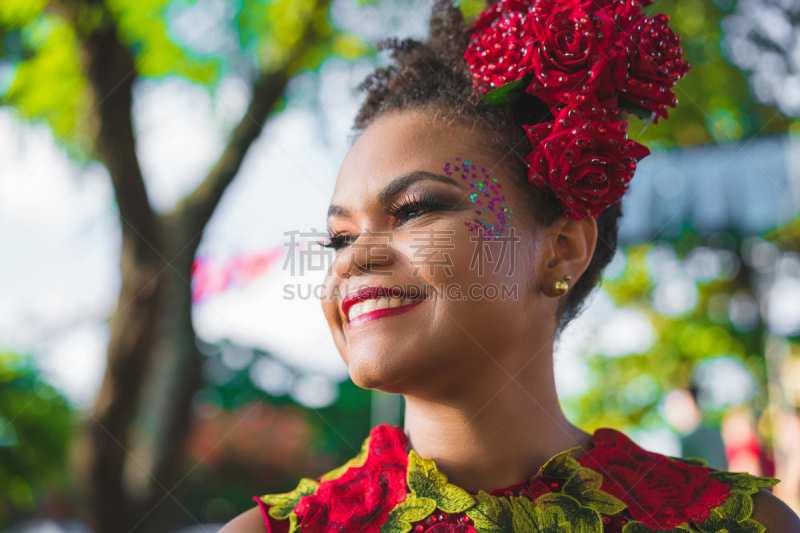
[318,230,356,250]
[384,193,449,219]
[320,195,449,249]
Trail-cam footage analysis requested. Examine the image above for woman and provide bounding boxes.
[222,0,800,530]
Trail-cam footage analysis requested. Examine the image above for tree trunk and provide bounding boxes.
[134,214,206,533]
[74,5,165,532]
[62,0,332,530]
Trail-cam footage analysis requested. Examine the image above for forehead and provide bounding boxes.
[333,109,501,202]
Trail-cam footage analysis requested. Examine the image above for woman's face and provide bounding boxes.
[321,109,581,400]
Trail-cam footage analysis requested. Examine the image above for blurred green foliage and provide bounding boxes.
[1,10,88,144]
[181,345,372,520]
[0,352,74,527]
[198,347,372,463]
[563,230,769,434]
[105,0,220,81]
[0,0,372,159]
[239,0,372,75]
[627,0,794,148]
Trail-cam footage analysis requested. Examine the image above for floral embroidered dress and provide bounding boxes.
[253,424,779,533]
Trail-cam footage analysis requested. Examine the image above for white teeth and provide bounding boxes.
[361,299,377,313]
[347,295,419,321]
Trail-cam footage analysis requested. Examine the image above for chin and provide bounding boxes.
[343,343,407,392]
[342,334,480,398]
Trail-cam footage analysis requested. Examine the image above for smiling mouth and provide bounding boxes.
[342,287,425,328]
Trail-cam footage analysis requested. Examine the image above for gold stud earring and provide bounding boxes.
[552,275,571,296]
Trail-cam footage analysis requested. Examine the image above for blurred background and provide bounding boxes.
[2,0,800,530]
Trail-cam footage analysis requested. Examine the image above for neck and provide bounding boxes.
[401,353,591,493]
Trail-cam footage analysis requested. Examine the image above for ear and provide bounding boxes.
[538,215,598,297]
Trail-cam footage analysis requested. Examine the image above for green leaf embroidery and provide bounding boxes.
[621,521,693,533]
[539,447,582,479]
[318,436,371,482]
[707,471,780,496]
[407,450,475,513]
[668,456,708,467]
[466,491,516,533]
[535,493,603,533]
[481,76,532,108]
[509,496,571,533]
[380,493,437,533]
[694,493,766,533]
[261,477,320,520]
[561,467,627,516]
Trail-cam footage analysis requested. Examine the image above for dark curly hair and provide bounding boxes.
[350,0,622,335]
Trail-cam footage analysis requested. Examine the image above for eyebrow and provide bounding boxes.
[327,170,461,219]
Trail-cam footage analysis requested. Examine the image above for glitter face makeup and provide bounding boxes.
[443,157,512,240]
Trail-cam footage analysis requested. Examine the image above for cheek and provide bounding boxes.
[320,278,338,322]
[443,224,537,293]
[435,231,538,349]
[320,278,351,363]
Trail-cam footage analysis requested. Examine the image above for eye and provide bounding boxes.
[384,194,451,223]
[319,231,358,251]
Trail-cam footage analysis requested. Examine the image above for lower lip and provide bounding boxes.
[347,301,424,330]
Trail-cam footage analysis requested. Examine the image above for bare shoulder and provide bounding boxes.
[218,505,266,533]
[751,489,800,532]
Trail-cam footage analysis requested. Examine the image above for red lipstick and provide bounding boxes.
[341,286,425,329]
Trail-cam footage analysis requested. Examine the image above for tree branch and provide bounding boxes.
[173,0,332,239]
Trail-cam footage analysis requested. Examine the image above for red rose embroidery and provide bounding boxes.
[294,425,409,533]
[524,95,649,219]
[579,428,731,529]
[525,5,627,108]
[614,5,691,120]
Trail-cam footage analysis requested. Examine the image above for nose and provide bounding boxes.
[333,229,395,279]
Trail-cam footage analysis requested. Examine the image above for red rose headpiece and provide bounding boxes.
[464,0,690,219]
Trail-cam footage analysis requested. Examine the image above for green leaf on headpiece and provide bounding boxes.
[618,98,654,121]
[481,76,532,108]
[618,97,659,137]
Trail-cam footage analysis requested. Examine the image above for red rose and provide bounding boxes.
[465,8,538,94]
[574,0,655,11]
[613,5,691,121]
[294,425,409,533]
[523,95,648,219]
[579,428,730,529]
[467,0,535,32]
[464,0,687,220]
[525,5,627,108]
